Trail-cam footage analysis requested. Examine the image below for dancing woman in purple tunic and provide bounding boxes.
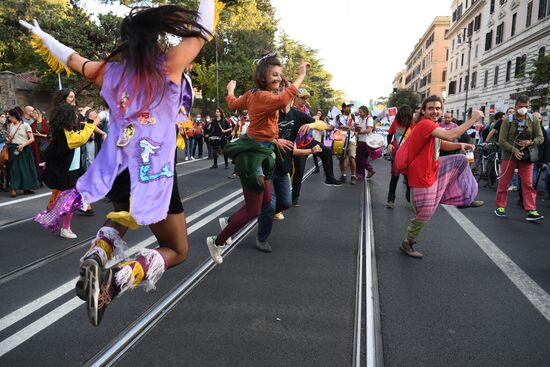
[21,1,222,326]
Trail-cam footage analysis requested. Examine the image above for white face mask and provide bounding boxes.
[516,107,528,116]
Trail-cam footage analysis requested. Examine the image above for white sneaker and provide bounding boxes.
[184,157,189,161]
[218,217,233,245]
[60,228,77,239]
[190,156,195,160]
[206,236,224,264]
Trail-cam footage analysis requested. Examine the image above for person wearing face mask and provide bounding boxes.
[494,95,544,221]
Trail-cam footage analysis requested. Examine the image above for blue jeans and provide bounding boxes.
[185,137,194,159]
[257,172,291,242]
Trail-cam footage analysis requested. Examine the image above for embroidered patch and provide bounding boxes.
[118,92,130,113]
[116,123,135,147]
[138,138,173,182]
[138,111,156,125]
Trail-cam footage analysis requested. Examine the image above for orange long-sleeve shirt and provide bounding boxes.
[226,85,298,142]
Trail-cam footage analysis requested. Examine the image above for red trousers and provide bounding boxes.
[495,159,536,210]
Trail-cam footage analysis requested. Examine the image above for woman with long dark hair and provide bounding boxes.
[209,107,232,168]
[43,104,100,238]
[206,53,309,264]
[6,108,39,197]
[385,105,414,208]
[23,0,219,326]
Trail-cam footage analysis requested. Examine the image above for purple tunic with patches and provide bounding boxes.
[75,58,193,225]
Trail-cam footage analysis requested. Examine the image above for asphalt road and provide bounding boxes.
[0,154,363,366]
[1,152,550,366]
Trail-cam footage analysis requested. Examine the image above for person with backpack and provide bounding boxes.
[494,95,544,221]
[385,105,415,208]
[395,95,484,259]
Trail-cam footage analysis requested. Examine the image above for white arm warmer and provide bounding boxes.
[196,0,216,39]
[19,20,76,66]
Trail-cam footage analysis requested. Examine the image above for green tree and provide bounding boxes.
[277,33,342,114]
[526,54,550,110]
[387,89,420,109]
[0,0,122,105]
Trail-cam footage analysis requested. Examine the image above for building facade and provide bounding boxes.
[392,69,406,90]
[403,16,451,102]
[445,0,550,120]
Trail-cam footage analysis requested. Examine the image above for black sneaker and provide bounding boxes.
[339,175,347,183]
[526,210,544,221]
[324,178,343,187]
[210,164,218,169]
[87,267,118,327]
[255,239,272,253]
[75,254,101,301]
[292,200,300,207]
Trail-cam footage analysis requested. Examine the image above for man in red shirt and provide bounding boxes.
[400,95,484,258]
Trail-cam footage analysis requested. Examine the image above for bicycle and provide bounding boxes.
[471,143,501,189]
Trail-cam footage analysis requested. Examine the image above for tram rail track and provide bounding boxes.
[84,167,316,367]
[0,179,235,285]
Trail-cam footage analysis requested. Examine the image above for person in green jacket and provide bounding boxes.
[495,95,544,221]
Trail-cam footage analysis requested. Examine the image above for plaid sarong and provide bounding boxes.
[410,154,478,222]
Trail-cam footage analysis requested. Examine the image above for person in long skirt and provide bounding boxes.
[6,108,39,197]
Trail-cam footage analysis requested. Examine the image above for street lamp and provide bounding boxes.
[459,29,473,121]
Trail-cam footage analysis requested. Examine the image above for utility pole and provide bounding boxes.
[215,34,219,108]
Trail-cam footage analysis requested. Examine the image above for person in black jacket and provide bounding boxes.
[43,104,100,238]
[284,104,342,206]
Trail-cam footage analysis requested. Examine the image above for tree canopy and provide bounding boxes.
[387,89,420,109]
[1,0,343,114]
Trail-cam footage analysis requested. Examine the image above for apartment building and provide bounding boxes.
[445,0,550,119]
[403,16,451,101]
[392,69,406,90]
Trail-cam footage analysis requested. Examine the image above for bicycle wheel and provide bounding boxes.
[471,150,483,182]
[488,157,500,189]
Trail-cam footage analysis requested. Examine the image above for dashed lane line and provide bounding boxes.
[0,193,244,357]
[443,205,550,323]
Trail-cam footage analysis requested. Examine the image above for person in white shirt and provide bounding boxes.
[355,106,375,180]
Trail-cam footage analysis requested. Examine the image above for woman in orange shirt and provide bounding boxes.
[206,53,309,264]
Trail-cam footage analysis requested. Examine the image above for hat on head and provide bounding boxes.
[298,88,310,98]
[341,102,354,109]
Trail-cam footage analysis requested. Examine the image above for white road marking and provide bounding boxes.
[0,190,244,357]
[0,158,206,209]
[443,205,550,323]
[0,193,50,208]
